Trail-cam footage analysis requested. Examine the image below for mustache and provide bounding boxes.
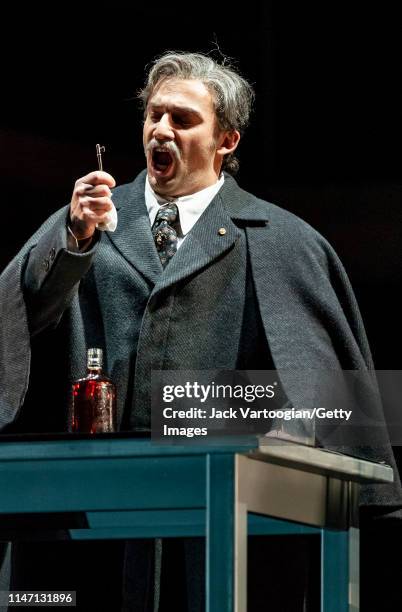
[145,139,181,160]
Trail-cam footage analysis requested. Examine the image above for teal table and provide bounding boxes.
[0,436,393,611]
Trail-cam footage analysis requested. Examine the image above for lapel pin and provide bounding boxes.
[218,227,227,236]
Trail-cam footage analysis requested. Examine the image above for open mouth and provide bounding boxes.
[151,148,175,175]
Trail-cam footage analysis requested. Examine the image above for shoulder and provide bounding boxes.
[222,174,337,265]
[261,198,336,264]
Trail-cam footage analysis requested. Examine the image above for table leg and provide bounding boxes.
[234,500,247,612]
[321,527,359,612]
[206,453,235,612]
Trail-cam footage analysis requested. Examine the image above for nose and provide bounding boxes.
[153,113,174,141]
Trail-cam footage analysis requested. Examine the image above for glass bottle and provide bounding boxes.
[71,348,117,433]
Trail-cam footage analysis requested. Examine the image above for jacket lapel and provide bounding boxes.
[107,171,163,285]
[151,194,241,297]
[151,174,270,297]
[107,171,270,294]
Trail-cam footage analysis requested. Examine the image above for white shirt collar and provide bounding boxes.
[145,174,225,236]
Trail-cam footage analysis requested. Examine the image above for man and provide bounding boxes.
[0,51,400,610]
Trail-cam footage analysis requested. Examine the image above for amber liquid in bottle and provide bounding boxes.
[71,348,117,433]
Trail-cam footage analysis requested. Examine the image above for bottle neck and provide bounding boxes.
[87,348,103,371]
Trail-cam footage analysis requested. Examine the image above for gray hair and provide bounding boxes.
[138,51,255,175]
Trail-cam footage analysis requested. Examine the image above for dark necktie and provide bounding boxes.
[151,202,179,268]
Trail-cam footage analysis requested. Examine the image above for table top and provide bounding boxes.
[253,437,394,483]
[0,433,393,484]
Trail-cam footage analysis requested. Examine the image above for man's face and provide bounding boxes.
[143,78,226,198]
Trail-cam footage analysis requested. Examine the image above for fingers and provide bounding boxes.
[75,171,116,189]
[70,195,114,239]
[80,196,114,214]
[75,183,113,198]
[70,172,116,239]
[72,196,113,219]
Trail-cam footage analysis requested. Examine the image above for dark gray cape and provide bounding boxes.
[0,170,400,510]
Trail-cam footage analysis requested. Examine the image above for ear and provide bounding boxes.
[216,130,241,156]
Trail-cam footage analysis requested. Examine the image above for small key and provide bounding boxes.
[96,144,106,171]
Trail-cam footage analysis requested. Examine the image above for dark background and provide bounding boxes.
[1,1,401,369]
[0,2,401,608]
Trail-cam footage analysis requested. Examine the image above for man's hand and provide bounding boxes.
[69,171,116,240]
